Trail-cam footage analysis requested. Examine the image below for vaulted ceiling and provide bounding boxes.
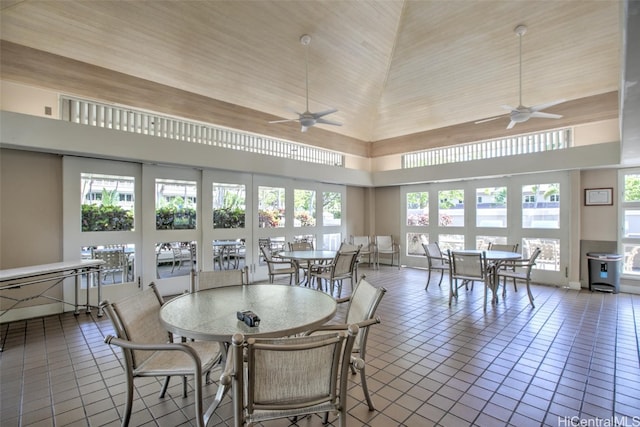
[0,0,623,158]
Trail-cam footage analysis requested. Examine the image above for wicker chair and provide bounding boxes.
[306,275,386,412]
[422,242,448,289]
[100,285,219,427]
[221,325,361,427]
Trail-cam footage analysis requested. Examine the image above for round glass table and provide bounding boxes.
[159,284,337,341]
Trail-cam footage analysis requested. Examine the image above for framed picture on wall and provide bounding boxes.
[584,188,613,206]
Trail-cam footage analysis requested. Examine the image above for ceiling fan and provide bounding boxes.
[269,34,341,132]
[476,25,565,129]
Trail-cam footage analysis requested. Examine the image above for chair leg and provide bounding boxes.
[526,279,535,307]
[425,269,432,290]
[182,375,188,398]
[502,276,507,298]
[359,365,375,411]
[483,282,488,311]
[122,372,135,427]
[448,277,455,305]
[437,269,444,287]
[159,376,170,398]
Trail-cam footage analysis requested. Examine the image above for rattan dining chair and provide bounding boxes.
[306,275,386,412]
[496,247,541,307]
[100,284,220,427]
[447,250,491,309]
[422,242,449,289]
[221,325,361,427]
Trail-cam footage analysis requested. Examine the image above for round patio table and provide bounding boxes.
[159,284,337,342]
[159,284,337,425]
[277,250,337,286]
[452,249,521,303]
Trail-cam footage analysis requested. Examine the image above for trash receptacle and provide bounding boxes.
[587,253,622,293]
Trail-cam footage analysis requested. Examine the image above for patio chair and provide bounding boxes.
[221,325,361,427]
[374,235,400,269]
[226,241,246,269]
[196,266,248,290]
[497,247,541,307]
[306,275,386,412]
[100,285,219,427]
[447,249,491,309]
[338,241,363,281]
[422,242,448,289]
[310,247,360,297]
[350,235,375,267]
[488,242,520,278]
[487,242,519,253]
[259,245,298,284]
[92,246,126,284]
[288,241,314,251]
[288,241,314,278]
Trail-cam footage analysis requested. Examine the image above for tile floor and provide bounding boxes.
[1,265,640,427]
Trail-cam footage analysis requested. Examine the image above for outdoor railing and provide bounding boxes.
[60,96,345,167]
[402,128,572,168]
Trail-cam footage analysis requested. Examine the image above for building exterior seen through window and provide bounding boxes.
[155,178,197,230]
[81,173,135,232]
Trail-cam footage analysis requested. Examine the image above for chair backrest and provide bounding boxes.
[423,242,447,268]
[375,235,395,251]
[345,276,386,351]
[101,285,167,369]
[488,242,519,253]
[525,247,542,273]
[92,247,125,271]
[197,267,247,290]
[258,238,271,249]
[259,245,273,262]
[332,249,359,277]
[230,325,358,424]
[289,241,313,251]
[338,242,361,253]
[448,250,488,280]
[351,235,371,250]
[423,242,443,258]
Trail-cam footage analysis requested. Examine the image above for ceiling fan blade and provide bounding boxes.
[313,108,338,118]
[475,115,505,124]
[269,118,300,124]
[507,120,517,130]
[530,99,566,112]
[316,117,342,126]
[529,111,562,119]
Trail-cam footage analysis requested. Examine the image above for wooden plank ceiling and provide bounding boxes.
[0,0,621,158]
